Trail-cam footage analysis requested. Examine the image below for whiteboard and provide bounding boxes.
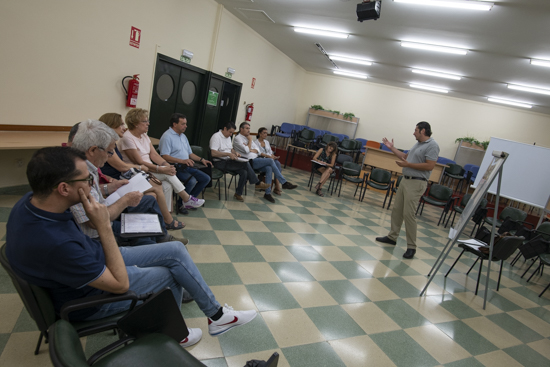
[472,137,550,208]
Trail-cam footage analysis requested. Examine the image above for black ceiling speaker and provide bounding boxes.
[357,1,382,22]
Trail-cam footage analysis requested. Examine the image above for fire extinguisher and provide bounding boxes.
[245,103,254,122]
[122,74,140,108]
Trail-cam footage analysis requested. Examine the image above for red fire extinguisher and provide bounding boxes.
[245,103,254,122]
[122,74,140,108]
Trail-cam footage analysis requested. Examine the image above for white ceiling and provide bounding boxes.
[214,0,550,115]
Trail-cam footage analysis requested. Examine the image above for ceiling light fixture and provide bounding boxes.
[333,70,368,79]
[401,41,468,55]
[294,27,349,39]
[507,84,550,96]
[530,59,550,68]
[393,0,493,11]
[412,68,462,80]
[488,97,532,109]
[329,55,372,66]
[409,83,449,93]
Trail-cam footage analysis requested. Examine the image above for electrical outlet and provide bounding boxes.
[15,159,24,168]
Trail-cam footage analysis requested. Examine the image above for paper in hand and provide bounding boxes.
[104,174,152,206]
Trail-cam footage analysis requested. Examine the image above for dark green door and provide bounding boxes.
[149,55,207,143]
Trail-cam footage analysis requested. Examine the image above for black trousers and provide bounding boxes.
[213,159,259,195]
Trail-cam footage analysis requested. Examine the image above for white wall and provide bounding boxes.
[297,73,550,158]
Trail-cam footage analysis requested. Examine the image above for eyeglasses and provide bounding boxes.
[140,120,150,124]
[60,173,94,187]
[99,147,115,157]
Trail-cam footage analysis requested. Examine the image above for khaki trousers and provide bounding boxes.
[388,178,427,249]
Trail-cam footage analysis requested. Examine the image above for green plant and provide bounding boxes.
[343,112,355,121]
[455,136,488,150]
[310,104,324,110]
[328,110,340,115]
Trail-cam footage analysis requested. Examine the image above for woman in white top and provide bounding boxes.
[253,127,282,195]
[119,108,204,212]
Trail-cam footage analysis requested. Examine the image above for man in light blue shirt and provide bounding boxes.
[159,113,212,199]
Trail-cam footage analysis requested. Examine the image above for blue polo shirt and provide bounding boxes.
[159,128,192,160]
[6,192,106,320]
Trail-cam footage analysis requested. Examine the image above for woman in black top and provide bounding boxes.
[311,141,338,196]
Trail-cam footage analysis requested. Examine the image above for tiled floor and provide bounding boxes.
[1,167,550,367]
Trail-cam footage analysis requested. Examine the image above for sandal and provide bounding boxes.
[165,219,185,230]
[316,188,324,197]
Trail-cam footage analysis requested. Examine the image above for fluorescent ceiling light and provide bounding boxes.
[488,97,532,109]
[294,27,349,39]
[393,0,493,11]
[412,68,462,80]
[333,70,368,79]
[530,59,550,68]
[329,55,372,66]
[409,83,449,93]
[401,41,468,55]
[507,84,550,96]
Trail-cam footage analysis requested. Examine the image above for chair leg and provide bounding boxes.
[527,262,542,282]
[387,190,394,210]
[510,252,522,266]
[382,188,390,208]
[416,200,422,215]
[445,248,466,277]
[497,260,504,291]
[539,281,550,297]
[34,332,44,355]
[475,258,484,295]
[522,258,538,279]
[466,257,480,275]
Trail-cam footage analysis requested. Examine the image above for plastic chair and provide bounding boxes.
[319,134,339,148]
[442,163,465,191]
[361,168,393,208]
[274,122,295,148]
[355,138,367,154]
[337,161,365,200]
[437,157,456,166]
[386,175,403,210]
[445,194,488,229]
[416,184,455,226]
[379,144,392,152]
[484,206,527,228]
[338,139,356,155]
[0,244,139,355]
[444,236,524,295]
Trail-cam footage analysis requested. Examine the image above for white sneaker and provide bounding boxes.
[208,304,257,336]
[179,327,202,348]
[183,196,205,209]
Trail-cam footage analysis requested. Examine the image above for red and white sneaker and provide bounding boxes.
[179,327,202,348]
[208,304,257,336]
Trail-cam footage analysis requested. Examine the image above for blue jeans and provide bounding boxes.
[111,195,167,246]
[176,166,211,198]
[252,158,286,194]
[84,242,221,320]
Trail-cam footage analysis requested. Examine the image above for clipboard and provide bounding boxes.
[120,213,163,238]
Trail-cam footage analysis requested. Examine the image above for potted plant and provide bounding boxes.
[455,137,488,151]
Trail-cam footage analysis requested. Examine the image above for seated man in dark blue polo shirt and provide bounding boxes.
[5,147,257,347]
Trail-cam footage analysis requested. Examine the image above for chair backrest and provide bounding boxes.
[536,222,550,240]
[336,153,353,165]
[467,165,480,180]
[190,145,204,158]
[365,141,381,149]
[333,133,348,142]
[460,193,472,208]
[293,125,307,133]
[340,139,355,150]
[369,168,392,184]
[493,236,525,261]
[49,320,90,367]
[0,244,57,335]
[427,184,453,201]
[299,128,315,141]
[355,138,367,152]
[321,134,338,144]
[379,144,392,152]
[395,175,403,188]
[352,139,362,151]
[437,157,456,165]
[445,163,463,175]
[279,122,294,134]
[499,206,527,222]
[342,161,362,177]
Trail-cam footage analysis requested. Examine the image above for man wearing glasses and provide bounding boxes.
[5,146,257,347]
[70,120,183,246]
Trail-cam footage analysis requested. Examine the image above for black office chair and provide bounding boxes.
[0,244,140,355]
[416,184,455,226]
[361,168,393,208]
[337,161,366,200]
[444,236,524,295]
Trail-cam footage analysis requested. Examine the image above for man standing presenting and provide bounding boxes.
[375,121,440,259]
[159,113,212,202]
[210,122,269,201]
[233,122,297,203]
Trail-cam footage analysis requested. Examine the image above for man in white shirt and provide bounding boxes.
[233,122,297,203]
[209,122,269,201]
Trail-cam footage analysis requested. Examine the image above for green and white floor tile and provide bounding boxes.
[1,167,550,367]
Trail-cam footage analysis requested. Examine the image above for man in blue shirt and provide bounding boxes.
[159,113,212,200]
[6,147,257,347]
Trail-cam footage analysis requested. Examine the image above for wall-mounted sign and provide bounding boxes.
[129,27,141,49]
[207,91,219,106]
[251,77,256,89]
